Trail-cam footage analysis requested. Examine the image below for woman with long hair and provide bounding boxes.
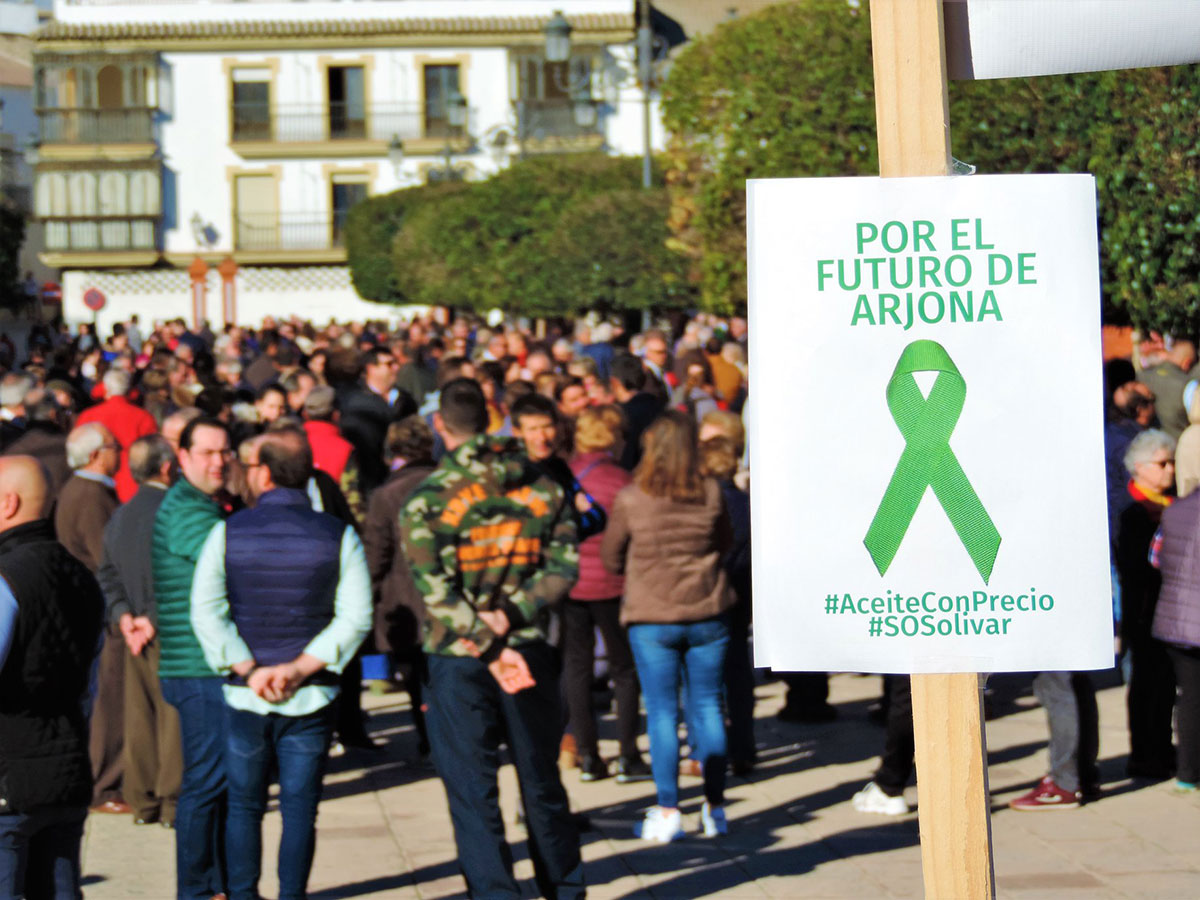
[601,410,735,842]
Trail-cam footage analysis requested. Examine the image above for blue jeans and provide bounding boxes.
[224,705,334,900]
[0,807,86,900]
[425,643,584,900]
[160,676,228,900]
[628,616,730,809]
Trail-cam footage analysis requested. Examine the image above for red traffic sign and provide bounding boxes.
[83,287,106,312]
[41,282,62,303]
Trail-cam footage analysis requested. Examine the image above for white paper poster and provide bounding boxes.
[747,174,1111,674]
[944,0,1200,80]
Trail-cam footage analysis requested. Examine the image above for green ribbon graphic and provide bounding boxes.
[863,340,1001,583]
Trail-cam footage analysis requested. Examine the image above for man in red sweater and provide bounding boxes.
[301,386,363,521]
[76,369,157,502]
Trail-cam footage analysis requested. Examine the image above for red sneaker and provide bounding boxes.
[1009,776,1081,811]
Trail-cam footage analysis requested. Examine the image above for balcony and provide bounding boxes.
[229,102,477,157]
[233,214,348,262]
[516,99,604,152]
[233,102,435,143]
[38,108,155,145]
[39,214,161,266]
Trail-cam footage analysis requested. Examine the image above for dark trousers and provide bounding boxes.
[425,642,584,900]
[1168,645,1200,784]
[1127,636,1177,775]
[89,626,125,806]
[393,649,429,754]
[0,807,86,900]
[780,672,831,712]
[874,675,915,797]
[224,705,334,900]
[724,600,756,766]
[561,598,640,759]
[160,676,228,900]
[123,641,182,824]
[1032,671,1099,793]
[336,655,368,742]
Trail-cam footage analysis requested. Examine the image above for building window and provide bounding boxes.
[233,172,278,250]
[36,165,161,251]
[423,64,461,138]
[97,65,122,109]
[327,65,365,140]
[331,177,368,246]
[514,55,592,103]
[231,68,271,142]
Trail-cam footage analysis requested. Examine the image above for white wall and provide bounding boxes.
[56,1,632,27]
[0,1,38,35]
[161,45,516,257]
[62,266,405,330]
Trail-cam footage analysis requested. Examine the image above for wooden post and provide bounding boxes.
[868,2,996,899]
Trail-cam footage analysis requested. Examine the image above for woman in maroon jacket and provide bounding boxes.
[563,406,650,783]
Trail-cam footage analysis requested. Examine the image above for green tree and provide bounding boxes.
[661,0,1200,331]
[385,154,693,316]
[344,181,469,304]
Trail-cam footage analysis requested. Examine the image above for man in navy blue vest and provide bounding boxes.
[191,430,371,900]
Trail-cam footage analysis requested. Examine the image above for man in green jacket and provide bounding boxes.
[152,417,231,900]
[402,378,583,900]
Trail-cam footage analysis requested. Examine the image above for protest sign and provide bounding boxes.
[748,173,1111,676]
[944,0,1200,80]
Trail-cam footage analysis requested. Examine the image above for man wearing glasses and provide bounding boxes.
[152,417,233,900]
[338,349,416,497]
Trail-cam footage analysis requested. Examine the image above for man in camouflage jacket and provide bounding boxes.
[401,378,584,900]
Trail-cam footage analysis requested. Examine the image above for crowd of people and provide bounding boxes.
[9,307,1200,898]
[0,310,755,899]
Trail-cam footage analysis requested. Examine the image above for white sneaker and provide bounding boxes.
[635,807,684,843]
[699,802,728,836]
[852,781,908,816]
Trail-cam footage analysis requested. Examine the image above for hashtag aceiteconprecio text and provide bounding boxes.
[821,589,1057,639]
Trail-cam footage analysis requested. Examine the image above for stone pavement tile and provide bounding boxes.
[996,805,1135,841]
[641,859,769,899]
[1058,836,1193,876]
[1001,888,1127,900]
[81,814,176,898]
[756,872,892,899]
[1099,872,1200,899]
[996,870,1112,893]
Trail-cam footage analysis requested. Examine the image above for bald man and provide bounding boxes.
[0,456,105,900]
[1140,339,1197,440]
[191,430,371,900]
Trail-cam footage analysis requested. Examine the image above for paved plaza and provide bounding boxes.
[81,671,1200,899]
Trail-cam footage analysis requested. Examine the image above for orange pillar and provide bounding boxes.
[218,256,239,327]
[188,256,209,330]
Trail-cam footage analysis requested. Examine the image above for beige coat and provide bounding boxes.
[601,478,735,626]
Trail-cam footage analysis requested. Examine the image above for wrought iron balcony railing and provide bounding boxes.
[38,108,156,144]
[42,214,160,252]
[230,102,468,144]
[516,99,603,144]
[234,214,349,252]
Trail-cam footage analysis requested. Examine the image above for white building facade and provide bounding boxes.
[33,0,659,332]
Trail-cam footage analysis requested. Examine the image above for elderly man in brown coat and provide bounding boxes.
[56,422,127,814]
[361,416,435,755]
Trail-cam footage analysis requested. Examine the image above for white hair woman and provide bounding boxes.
[1117,428,1177,780]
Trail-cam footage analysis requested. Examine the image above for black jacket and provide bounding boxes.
[0,519,103,814]
[337,384,416,496]
[619,392,664,471]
